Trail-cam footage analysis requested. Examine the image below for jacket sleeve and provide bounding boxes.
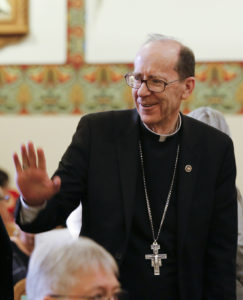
[15,115,91,233]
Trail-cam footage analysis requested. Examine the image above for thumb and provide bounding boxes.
[52,176,61,193]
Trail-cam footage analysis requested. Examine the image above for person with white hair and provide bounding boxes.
[27,236,123,300]
[188,106,243,299]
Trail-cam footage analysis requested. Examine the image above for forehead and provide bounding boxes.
[70,266,119,294]
[134,40,181,77]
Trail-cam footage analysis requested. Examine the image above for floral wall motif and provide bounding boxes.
[0,0,243,115]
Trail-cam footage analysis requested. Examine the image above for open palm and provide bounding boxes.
[13,142,61,206]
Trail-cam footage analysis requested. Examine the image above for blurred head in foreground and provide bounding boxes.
[27,237,122,300]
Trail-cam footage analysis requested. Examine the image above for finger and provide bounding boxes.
[13,152,23,173]
[21,144,30,170]
[27,142,37,168]
[37,147,46,172]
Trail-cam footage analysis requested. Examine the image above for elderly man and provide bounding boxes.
[26,237,121,300]
[14,34,237,300]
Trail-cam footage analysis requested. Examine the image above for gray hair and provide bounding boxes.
[188,106,231,136]
[26,236,118,300]
[143,33,195,79]
[144,33,178,45]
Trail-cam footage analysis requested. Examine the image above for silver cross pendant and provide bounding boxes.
[145,241,167,275]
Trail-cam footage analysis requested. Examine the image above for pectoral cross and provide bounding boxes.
[145,242,167,275]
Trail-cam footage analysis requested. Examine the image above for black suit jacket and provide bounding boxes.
[0,216,13,300]
[16,109,237,300]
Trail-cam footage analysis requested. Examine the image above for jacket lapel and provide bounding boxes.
[177,115,201,252]
[116,109,139,234]
[116,112,201,244]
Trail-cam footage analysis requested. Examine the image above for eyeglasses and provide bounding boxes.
[124,73,179,93]
[49,290,128,300]
[0,187,10,201]
[0,195,10,201]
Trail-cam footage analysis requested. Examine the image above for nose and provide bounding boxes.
[137,81,151,97]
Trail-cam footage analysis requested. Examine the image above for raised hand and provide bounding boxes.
[13,142,61,206]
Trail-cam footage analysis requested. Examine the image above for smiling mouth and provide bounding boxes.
[141,103,155,107]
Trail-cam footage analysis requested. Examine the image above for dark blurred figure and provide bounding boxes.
[10,225,35,285]
[0,216,13,299]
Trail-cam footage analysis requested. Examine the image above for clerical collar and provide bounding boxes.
[142,114,182,142]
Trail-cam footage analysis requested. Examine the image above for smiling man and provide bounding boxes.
[14,34,237,300]
[126,37,194,135]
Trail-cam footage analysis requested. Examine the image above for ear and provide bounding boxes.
[181,77,195,100]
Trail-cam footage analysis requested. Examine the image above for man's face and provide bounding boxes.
[133,40,193,133]
[46,266,120,300]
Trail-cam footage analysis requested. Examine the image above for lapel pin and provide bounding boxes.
[185,165,192,173]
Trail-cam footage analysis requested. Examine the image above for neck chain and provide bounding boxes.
[138,140,180,275]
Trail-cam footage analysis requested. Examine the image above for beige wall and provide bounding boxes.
[0,115,80,187]
[0,0,67,65]
[0,114,242,195]
[225,115,243,194]
[86,0,243,63]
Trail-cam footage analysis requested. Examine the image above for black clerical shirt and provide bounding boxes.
[120,122,180,300]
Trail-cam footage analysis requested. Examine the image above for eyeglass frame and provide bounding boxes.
[124,73,180,93]
[49,296,103,299]
[0,190,10,201]
[48,289,128,300]
[0,195,10,201]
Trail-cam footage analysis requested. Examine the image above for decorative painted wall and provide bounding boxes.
[0,0,243,115]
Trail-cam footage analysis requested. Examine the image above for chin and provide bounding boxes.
[141,118,159,130]
[140,113,160,126]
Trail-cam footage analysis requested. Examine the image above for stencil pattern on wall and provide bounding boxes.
[0,0,243,115]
